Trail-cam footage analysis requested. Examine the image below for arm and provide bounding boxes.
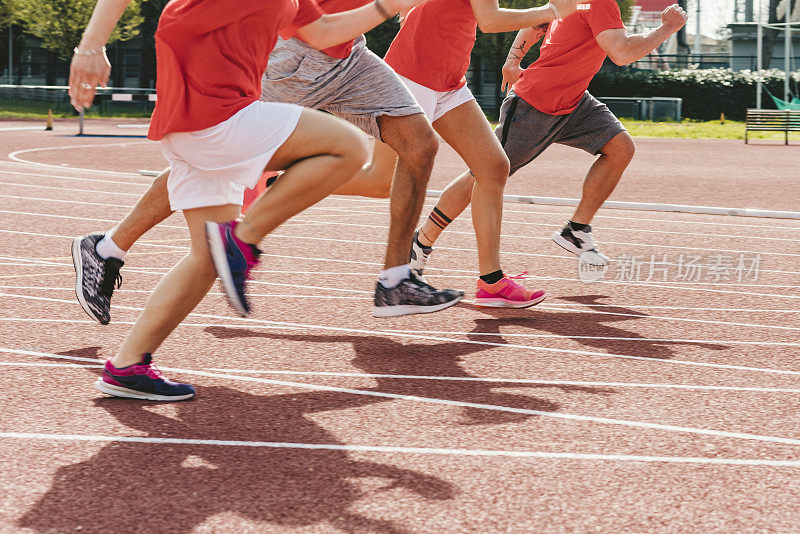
[470,0,578,34]
[595,4,687,65]
[69,0,133,111]
[500,25,547,92]
[296,0,418,51]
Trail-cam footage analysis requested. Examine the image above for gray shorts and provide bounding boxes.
[261,36,424,139]
[495,91,626,175]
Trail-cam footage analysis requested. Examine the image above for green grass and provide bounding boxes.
[620,118,800,141]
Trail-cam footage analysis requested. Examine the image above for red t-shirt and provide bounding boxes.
[148,0,323,140]
[513,0,624,115]
[383,0,477,92]
[281,0,372,59]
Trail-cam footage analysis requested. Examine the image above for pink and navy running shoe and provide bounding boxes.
[474,272,547,309]
[95,354,195,401]
[206,220,261,316]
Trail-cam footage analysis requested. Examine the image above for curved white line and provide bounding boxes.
[8,140,152,176]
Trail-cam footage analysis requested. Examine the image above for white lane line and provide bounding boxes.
[8,141,152,175]
[2,192,799,259]
[3,431,800,466]
[4,178,797,242]
[5,360,800,392]
[1,315,797,348]
[4,293,800,378]
[0,168,153,185]
[5,346,800,448]
[5,162,798,231]
[2,267,798,330]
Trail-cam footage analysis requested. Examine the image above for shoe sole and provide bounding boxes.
[552,232,609,266]
[373,294,464,318]
[473,293,547,309]
[71,237,107,325]
[95,379,195,402]
[206,222,249,317]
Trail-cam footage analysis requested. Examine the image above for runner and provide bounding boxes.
[70,0,435,401]
[411,1,687,278]
[381,0,583,308]
[73,0,465,326]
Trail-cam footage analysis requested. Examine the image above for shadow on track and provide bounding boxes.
[19,349,454,534]
[205,322,610,425]
[473,294,728,360]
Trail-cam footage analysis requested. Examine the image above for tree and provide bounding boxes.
[10,0,143,60]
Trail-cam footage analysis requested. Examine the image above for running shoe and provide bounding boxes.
[373,274,464,317]
[474,273,547,308]
[72,232,124,325]
[409,230,433,283]
[95,353,195,401]
[206,220,261,317]
[552,222,610,266]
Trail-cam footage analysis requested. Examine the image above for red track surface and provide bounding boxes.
[1,118,800,532]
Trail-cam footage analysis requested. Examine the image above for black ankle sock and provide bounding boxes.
[248,243,263,258]
[414,233,432,251]
[568,221,589,232]
[480,270,504,284]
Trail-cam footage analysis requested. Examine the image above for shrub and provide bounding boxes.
[588,68,800,120]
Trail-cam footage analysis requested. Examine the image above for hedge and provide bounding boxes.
[588,68,800,121]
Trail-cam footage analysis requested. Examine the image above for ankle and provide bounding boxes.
[110,353,145,369]
[416,228,436,248]
[479,270,504,284]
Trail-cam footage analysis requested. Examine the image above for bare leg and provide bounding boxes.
[109,167,174,251]
[374,113,438,270]
[430,100,510,276]
[113,203,239,367]
[234,109,368,243]
[331,139,397,198]
[571,131,635,224]
[416,171,474,247]
[114,109,368,367]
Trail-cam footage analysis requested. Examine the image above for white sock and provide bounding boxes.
[95,234,127,261]
[379,264,411,289]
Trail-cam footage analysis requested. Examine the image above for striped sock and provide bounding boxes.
[427,207,453,230]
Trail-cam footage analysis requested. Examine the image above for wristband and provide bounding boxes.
[546,2,560,19]
[374,0,393,19]
[74,45,107,57]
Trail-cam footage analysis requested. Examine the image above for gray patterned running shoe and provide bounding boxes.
[72,233,124,325]
[373,274,463,318]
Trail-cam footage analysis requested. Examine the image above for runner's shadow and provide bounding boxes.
[19,354,455,534]
[206,324,609,426]
[472,294,727,360]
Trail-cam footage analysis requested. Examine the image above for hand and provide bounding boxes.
[501,60,524,93]
[549,0,584,20]
[661,4,687,33]
[68,48,111,112]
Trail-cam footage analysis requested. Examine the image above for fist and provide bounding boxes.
[661,4,688,32]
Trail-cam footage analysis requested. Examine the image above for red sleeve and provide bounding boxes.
[285,0,324,32]
[585,0,625,37]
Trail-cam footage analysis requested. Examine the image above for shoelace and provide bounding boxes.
[99,260,123,299]
[145,363,166,380]
[506,271,529,281]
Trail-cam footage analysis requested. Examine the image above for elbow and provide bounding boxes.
[476,17,501,33]
[608,52,632,66]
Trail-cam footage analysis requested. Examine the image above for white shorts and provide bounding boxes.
[396,74,475,123]
[161,101,302,211]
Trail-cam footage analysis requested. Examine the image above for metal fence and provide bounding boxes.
[0,85,156,116]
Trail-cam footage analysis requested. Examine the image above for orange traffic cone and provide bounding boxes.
[45,109,54,131]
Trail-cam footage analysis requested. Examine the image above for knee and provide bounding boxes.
[606,132,636,165]
[344,133,370,172]
[396,124,438,170]
[475,154,510,188]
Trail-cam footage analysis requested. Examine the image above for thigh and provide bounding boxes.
[557,93,627,155]
[431,98,508,176]
[494,93,564,175]
[266,107,368,171]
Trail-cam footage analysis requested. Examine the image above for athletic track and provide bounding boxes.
[1,118,799,532]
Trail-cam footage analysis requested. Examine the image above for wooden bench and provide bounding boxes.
[745,108,800,145]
